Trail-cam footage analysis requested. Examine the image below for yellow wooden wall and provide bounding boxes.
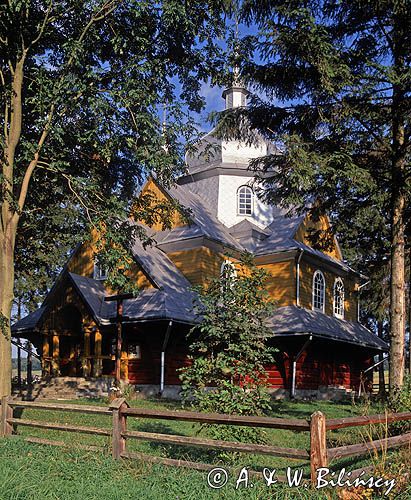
[135,177,187,230]
[167,247,227,286]
[168,247,297,307]
[294,213,342,261]
[258,261,295,307]
[67,241,153,290]
[299,261,357,321]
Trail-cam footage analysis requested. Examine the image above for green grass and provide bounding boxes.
[8,398,369,470]
[0,437,338,500]
[0,398,408,499]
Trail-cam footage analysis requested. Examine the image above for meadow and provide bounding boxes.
[1,397,409,499]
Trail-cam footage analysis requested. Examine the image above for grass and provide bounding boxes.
[0,397,409,499]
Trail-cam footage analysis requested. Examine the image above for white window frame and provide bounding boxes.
[333,278,345,319]
[93,261,108,280]
[220,260,238,293]
[237,185,253,216]
[312,270,326,313]
[220,260,237,280]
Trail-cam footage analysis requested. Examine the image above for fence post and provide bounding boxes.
[109,397,129,459]
[310,411,328,486]
[1,396,13,437]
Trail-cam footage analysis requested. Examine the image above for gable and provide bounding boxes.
[135,177,187,231]
[67,237,153,290]
[294,213,342,261]
[41,274,98,333]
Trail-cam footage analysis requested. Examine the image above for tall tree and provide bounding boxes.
[0,0,227,397]
[225,0,411,391]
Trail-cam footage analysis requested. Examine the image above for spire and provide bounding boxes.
[222,8,249,109]
[222,73,249,109]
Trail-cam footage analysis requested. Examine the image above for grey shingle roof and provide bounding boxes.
[69,273,109,321]
[254,214,305,253]
[12,273,386,353]
[70,273,196,325]
[130,234,193,293]
[228,219,275,252]
[120,288,196,324]
[268,306,388,351]
[11,306,47,334]
[164,183,244,251]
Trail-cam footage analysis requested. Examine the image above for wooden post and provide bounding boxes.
[42,334,51,377]
[115,300,123,385]
[83,324,91,377]
[1,396,13,437]
[94,329,102,377]
[52,334,60,376]
[109,397,129,459]
[104,293,133,385]
[310,411,328,485]
[17,345,22,388]
[26,342,33,385]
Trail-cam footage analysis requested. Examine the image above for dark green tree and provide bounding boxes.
[223,0,411,391]
[0,0,228,397]
[180,254,276,443]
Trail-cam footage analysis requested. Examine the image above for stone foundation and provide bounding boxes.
[13,378,358,402]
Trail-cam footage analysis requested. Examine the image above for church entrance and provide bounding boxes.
[57,305,83,377]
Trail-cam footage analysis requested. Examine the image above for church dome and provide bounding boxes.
[178,77,280,230]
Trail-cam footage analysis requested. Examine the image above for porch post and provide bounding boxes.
[17,345,22,388]
[115,300,123,385]
[83,323,91,378]
[42,333,51,377]
[26,342,33,385]
[94,329,103,377]
[52,333,60,376]
[104,293,134,386]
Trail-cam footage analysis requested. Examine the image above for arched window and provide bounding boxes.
[237,185,253,216]
[220,260,237,281]
[220,260,237,293]
[93,261,108,280]
[333,278,345,319]
[312,270,325,312]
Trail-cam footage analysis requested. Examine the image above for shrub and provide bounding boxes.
[180,253,276,448]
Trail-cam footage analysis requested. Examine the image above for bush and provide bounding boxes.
[180,253,276,448]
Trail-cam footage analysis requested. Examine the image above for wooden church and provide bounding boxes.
[12,80,387,399]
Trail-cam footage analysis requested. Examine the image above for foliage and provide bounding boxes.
[221,0,411,389]
[180,253,276,445]
[0,0,230,395]
[1,0,229,303]
[386,374,411,435]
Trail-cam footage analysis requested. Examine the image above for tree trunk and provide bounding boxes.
[389,14,407,392]
[0,226,16,398]
[377,321,386,396]
[389,191,406,390]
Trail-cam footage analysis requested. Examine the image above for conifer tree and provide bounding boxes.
[227,0,411,391]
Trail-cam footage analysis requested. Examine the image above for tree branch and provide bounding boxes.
[30,1,53,48]
[14,0,121,222]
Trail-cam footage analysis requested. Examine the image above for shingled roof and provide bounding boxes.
[268,306,387,351]
[163,183,244,251]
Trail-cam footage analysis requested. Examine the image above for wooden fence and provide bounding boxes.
[1,396,411,485]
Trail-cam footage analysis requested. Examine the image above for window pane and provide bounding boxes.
[313,271,325,312]
[237,186,253,215]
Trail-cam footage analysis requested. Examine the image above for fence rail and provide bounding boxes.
[2,395,411,485]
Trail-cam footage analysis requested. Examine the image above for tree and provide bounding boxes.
[180,254,276,443]
[226,0,411,391]
[0,0,228,397]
